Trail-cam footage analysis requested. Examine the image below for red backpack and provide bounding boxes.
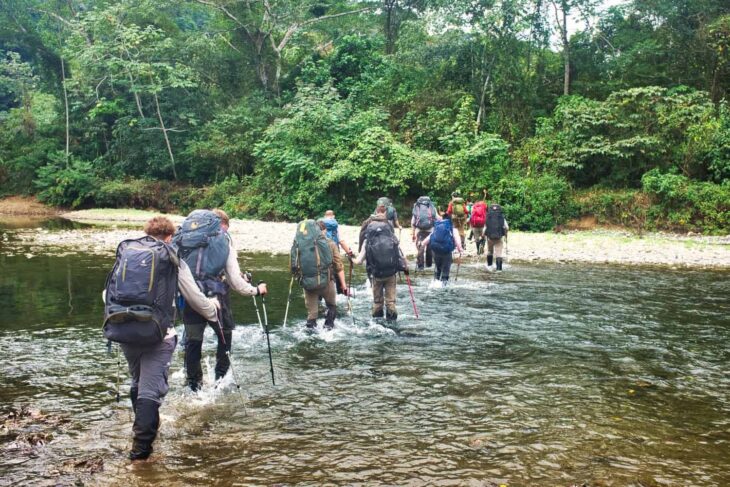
[470,201,487,227]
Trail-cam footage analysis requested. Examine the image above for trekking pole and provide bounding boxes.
[214,308,248,412]
[455,252,462,282]
[405,273,419,319]
[115,344,121,403]
[282,276,294,328]
[256,281,276,386]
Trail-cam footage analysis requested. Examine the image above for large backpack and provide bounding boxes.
[452,197,466,218]
[470,201,487,228]
[103,236,179,345]
[376,197,397,226]
[172,210,230,283]
[290,219,333,291]
[412,196,436,230]
[486,204,506,239]
[430,219,455,254]
[323,218,340,246]
[365,219,401,278]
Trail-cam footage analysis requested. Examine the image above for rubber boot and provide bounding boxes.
[129,398,160,461]
[215,330,232,380]
[487,254,493,267]
[385,309,398,322]
[130,386,139,411]
[324,305,336,330]
[496,257,503,271]
[185,339,203,392]
[306,319,317,330]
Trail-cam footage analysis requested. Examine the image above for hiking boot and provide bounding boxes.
[306,319,317,330]
[385,310,398,322]
[496,257,503,271]
[487,255,493,267]
[130,399,159,461]
[187,380,201,392]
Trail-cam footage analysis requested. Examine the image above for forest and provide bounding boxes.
[1,0,729,233]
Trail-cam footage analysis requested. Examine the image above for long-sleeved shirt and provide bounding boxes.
[421,226,464,253]
[221,237,260,296]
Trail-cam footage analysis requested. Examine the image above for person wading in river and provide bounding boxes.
[354,203,408,321]
[411,195,440,271]
[421,213,463,286]
[485,203,509,271]
[102,216,221,461]
[175,209,267,392]
[291,219,349,330]
[446,191,468,250]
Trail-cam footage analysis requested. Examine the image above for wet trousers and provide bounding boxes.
[183,292,234,386]
[433,251,453,282]
[487,237,505,258]
[371,274,397,320]
[415,229,433,269]
[304,280,337,327]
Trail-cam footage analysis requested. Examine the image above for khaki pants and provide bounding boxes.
[452,216,466,241]
[371,274,397,319]
[487,237,504,258]
[304,281,336,320]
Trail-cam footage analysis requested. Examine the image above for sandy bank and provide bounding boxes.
[2,208,729,269]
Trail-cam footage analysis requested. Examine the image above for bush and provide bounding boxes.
[492,173,575,231]
[573,189,650,230]
[35,153,98,208]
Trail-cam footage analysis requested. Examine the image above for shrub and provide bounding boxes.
[35,153,98,208]
[492,173,575,231]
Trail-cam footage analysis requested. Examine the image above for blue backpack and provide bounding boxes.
[172,210,230,282]
[430,219,455,254]
[323,218,340,245]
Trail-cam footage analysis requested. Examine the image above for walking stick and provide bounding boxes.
[214,308,248,412]
[455,252,462,282]
[256,282,276,386]
[282,276,294,327]
[405,273,419,319]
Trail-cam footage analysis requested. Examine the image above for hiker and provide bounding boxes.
[411,195,440,271]
[175,209,267,392]
[375,196,401,231]
[290,219,348,330]
[446,191,468,249]
[421,213,463,286]
[354,203,408,321]
[485,203,509,271]
[102,216,221,461]
[469,200,488,255]
[322,210,354,257]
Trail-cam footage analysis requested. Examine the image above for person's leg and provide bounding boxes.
[323,280,337,329]
[120,344,141,411]
[129,335,176,460]
[183,321,206,391]
[416,230,427,270]
[440,252,453,283]
[384,274,398,321]
[433,251,444,281]
[487,238,495,267]
[473,227,485,255]
[214,294,234,380]
[304,289,320,328]
[494,237,504,271]
[372,277,385,318]
[456,219,466,248]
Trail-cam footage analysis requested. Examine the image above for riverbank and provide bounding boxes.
[1,208,728,269]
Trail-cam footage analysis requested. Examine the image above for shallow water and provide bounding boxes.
[1,219,729,486]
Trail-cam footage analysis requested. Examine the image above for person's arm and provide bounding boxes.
[504,219,509,236]
[224,242,266,296]
[453,228,463,253]
[339,239,354,257]
[358,219,369,252]
[421,234,431,250]
[446,201,454,215]
[433,204,443,221]
[178,260,219,322]
[354,245,367,265]
[411,213,418,241]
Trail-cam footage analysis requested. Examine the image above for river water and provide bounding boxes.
[1,218,729,486]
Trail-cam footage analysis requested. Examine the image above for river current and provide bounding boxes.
[1,219,729,486]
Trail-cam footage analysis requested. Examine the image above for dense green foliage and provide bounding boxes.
[1,0,729,233]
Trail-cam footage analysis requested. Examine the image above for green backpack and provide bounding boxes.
[290,220,333,291]
[452,197,466,217]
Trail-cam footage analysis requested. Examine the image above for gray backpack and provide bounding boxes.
[173,210,230,281]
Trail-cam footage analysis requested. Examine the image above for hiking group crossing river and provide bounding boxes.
[1,218,729,486]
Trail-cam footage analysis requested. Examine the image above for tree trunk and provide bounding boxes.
[153,92,177,180]
[561,2,570,95]
[61,56,70,167]
[475,53,497,134]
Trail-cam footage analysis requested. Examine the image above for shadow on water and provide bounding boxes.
[1,218,730,486]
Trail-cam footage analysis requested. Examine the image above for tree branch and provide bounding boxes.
[276,7,373,52]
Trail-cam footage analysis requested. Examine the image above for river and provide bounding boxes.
[1,218,729,486]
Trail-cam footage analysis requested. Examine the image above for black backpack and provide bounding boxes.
[365,220,402,278]
[486,204,505,239]
[173,210,230,284]
[103,236,179,345]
